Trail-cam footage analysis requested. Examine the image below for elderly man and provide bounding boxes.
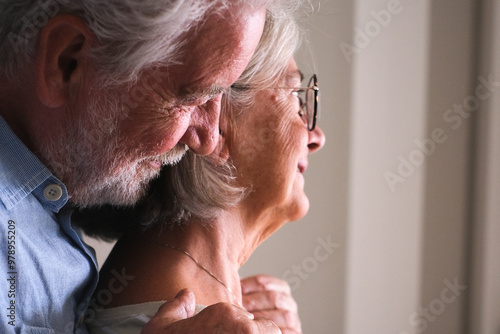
[0,0,300,333]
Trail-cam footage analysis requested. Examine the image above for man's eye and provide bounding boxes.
[196,92,224,107]
[181,95,210,108]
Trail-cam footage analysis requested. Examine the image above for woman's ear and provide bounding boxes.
[35,14,94,108]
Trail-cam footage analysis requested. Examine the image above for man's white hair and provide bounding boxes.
[0,0,280,84]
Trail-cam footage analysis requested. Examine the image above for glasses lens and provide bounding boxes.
[306,75,317,130]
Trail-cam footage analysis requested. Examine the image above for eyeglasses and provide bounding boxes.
[296,74,319,131]
[230,74,319,131]
[275,74,319,131]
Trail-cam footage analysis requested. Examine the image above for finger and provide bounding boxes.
[197,302,255,320]
[157,289,197,320]
[281,329,302,334]
[242,290,298,313]
[145,302,281,334]
[141,288,196,333]
[186,303,274,333]
[241,275,291,295]
[251,317,283,334]
[252,310,301,333]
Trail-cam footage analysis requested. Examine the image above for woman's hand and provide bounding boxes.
[141,289,281,334]
[241,275,303,334]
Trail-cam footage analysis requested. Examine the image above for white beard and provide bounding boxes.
[39,85,188,208]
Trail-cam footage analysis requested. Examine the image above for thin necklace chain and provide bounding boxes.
[145,239,241,307]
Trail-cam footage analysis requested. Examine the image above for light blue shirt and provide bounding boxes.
[0,116,98,334]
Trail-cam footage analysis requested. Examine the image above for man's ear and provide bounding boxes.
[35,14,94,108]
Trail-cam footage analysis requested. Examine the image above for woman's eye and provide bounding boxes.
[292,89,305,108]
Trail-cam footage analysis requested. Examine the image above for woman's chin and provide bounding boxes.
[287,195,310,222]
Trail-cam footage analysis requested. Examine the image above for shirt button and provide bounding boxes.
[43,184,63,201]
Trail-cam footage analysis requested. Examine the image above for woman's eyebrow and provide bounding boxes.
[285,70,304,85]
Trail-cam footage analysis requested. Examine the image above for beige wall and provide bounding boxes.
[86,0,500,333]
[345,0,474,333]
[470,0,500,333]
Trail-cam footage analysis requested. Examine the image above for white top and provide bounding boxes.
[86,301,206,334]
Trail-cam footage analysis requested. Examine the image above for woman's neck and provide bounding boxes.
[139,211,254,307]
[97,208,285,309]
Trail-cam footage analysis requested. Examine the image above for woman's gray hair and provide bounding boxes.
[0,0,281,85]
[138,4,304,228]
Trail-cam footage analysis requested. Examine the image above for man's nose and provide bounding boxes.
[179,97,222,155]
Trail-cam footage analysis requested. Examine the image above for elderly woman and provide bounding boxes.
[83,8,325,334]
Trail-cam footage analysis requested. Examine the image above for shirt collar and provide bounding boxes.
[0,116,68,211]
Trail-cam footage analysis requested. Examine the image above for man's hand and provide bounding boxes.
[141,289,281,334]
[241,275,302,334]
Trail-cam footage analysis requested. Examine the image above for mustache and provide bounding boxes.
[152,143,189,166]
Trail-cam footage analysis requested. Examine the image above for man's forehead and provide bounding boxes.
[173,36,240,98]
[177,7,265,87]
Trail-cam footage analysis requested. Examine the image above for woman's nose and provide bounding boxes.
[307,125,326,153]
[179,97,222,155]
